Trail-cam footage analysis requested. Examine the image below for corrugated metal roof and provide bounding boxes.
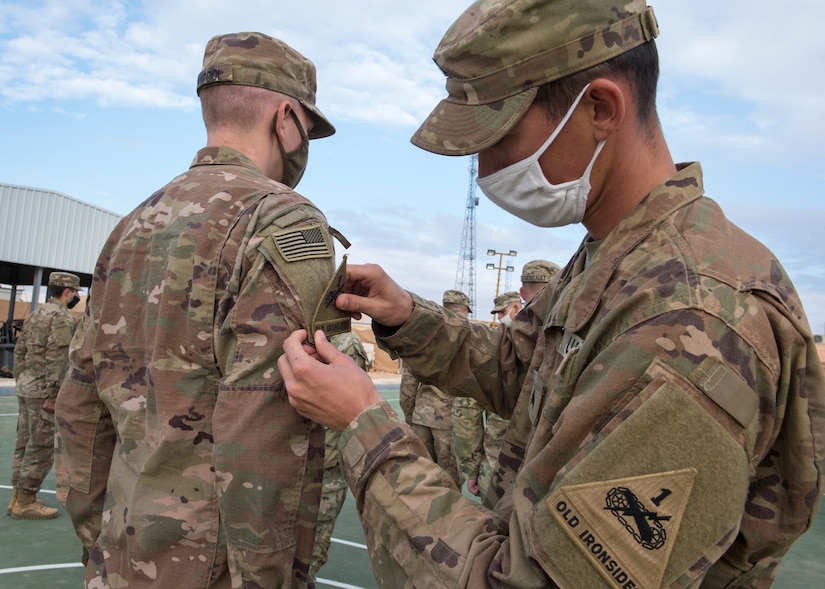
[0,182,122,276]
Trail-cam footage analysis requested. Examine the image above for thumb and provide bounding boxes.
[312,330,347,365]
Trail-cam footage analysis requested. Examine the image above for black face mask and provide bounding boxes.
[274,109,309,188]
[67,293,80,309]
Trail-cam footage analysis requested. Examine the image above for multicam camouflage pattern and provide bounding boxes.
[452,397,510,497]
[310,333,368,579]
[399,366,460,486]
[490,291,520,314]
[412,0,659,155]
[55,146,338,588]
[520,259,561,284]
[48,271,81,289]
[198,32,335,140]
[339,163,825,587]
[442,289,472,312]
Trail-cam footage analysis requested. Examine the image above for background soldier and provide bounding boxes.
[452,291,520,497]
[310,331,369,581]
[398,290,469,487]
[519,259,561,303]
[9,271,81,519]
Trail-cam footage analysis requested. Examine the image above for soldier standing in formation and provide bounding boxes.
[55,32,346,587]
[279,1,825,587]
[8,271,81,520]
[309,331,369,582]
[398,290,470,487]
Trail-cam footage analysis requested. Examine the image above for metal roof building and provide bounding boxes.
[0,182,122,288]
[0,182,123,370]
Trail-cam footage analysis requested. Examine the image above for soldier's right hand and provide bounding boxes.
[337,263,414,327]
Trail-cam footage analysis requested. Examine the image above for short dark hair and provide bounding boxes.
[534,41,660,132]
[49,285,68,299]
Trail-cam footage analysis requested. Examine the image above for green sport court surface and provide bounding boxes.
[1,385,823,588]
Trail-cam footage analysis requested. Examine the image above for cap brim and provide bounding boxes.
[303,102,335,139]
[411,88,537,156]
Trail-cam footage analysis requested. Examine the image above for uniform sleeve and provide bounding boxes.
[44,313,75,399]
[55,306,116,553]
[452,396,484,481]
[398,366,419,424]
[211,202,334,582]
[12,321,28,380]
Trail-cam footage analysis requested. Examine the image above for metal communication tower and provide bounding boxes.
[455,154,479,317]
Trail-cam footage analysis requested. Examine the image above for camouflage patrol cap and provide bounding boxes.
[48,271,81,290]
[197,32,335,139]
[490,291,521,314]
[412,0,659,155]
[442,289,472,313]
[521,259,561,283]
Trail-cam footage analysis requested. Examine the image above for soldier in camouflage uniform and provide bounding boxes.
[452,291,521,497]
[519,259,561,304]
[279,2,825,588]
[9,271,81,520]
[309,332,369,581]
[397,290,469,487]
[55,33,347,588]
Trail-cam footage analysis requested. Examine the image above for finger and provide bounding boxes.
[311,330,349,365]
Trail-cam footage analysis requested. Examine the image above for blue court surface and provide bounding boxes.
[1,383,823,587]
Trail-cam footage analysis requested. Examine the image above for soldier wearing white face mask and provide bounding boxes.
[278,1,825,587]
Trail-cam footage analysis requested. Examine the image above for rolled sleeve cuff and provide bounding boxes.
[339,401,427,499]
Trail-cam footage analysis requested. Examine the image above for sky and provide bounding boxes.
[1,0,823,333]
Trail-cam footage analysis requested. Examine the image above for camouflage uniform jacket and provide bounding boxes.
[55,147,338,588]
[13,298,75,399]
[339,163,825,588]
[399,365,454,429]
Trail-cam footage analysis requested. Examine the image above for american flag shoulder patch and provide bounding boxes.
[272,224,332,262]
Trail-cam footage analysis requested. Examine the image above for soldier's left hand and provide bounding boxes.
[42,399,56,413]
[280,329,383,430]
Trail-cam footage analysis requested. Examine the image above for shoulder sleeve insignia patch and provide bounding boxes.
[548,469,696,589]
[273,223,332,262]
[309,255,351,344]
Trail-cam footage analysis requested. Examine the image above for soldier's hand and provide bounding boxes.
[42,399,56,413]
[280,329,383,430]
[467,477,480,496]
[336,263,413,327]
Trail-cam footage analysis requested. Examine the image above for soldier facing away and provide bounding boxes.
[55,32,344,588]
[278,1,825,588]
[9,271,81,520]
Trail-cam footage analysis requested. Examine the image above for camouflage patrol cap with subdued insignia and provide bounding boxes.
[412,0,659,155]
[521,259,561,283]
[197,32,335,139]
[490,291,521,314]
[48,271,81,290]
[442,289,472,313]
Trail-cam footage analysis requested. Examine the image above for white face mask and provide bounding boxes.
[476,84,605,228]
[498,314,513,327]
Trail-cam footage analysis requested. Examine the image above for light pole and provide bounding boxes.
[486,248,517,325]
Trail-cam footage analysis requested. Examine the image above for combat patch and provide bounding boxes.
[309,255,351,343]
[548,469,696,589]
[272,223,332,262]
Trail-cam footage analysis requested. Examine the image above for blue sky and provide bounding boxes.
[1,0,823,333]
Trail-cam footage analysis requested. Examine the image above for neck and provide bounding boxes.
[582,129,675,240]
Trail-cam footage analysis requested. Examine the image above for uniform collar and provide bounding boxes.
[556,162,705,333]
[190,146,265,177]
